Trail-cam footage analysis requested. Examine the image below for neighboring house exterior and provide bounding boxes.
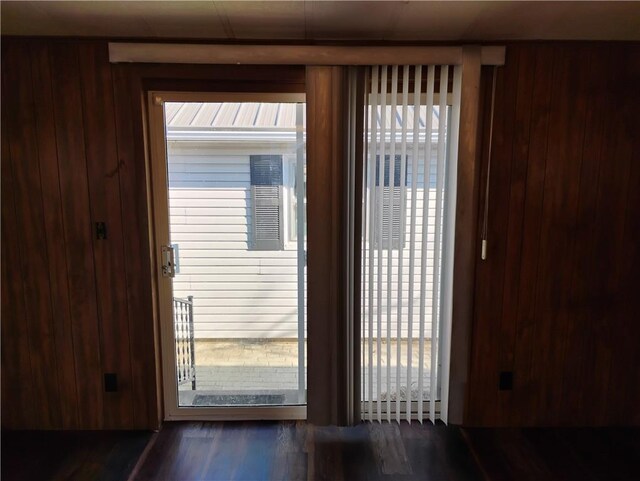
[166,102,442,339]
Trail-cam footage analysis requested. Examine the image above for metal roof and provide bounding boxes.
[165,102,302,129]
[165,102,440,131]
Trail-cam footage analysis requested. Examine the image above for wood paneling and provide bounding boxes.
[111,64,159,429]
[1,38,638,429]
[1,90,36,429]
[0,38,306,430]
[78,42,134,429]
[29,41,79,429]
[467,43,640,426]
[2,40,62,429]
[1,39,140,429]
[49,42,105,429]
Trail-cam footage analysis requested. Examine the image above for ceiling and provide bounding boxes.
[2,1,639,41]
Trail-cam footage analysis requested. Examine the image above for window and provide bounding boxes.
[374,154,406,249]
[250,155,284,250]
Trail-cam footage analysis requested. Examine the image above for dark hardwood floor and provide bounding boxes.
[2,422,639,481]
[133,421,481,481]
[1,429,151,481]
[464,427,640,481]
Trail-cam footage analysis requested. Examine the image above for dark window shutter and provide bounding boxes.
[375,154,406,187]
[375,155,405,249]
[250,155,284,250]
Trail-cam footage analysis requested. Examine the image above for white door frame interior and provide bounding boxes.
[147,90,307,421]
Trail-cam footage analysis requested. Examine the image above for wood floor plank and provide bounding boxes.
[203,422,251,481]
[4,423,638,481]
[398,421,450,481]
[134,424,181,480]
[369,421,412,475]
[1,431,151,481]
[232,422,279,481]
[308,425,345,481]
[465,427,640,481]
[340,423,382,481]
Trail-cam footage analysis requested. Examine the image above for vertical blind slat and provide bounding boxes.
[386,65,398,422]
[418,65,437,423]
[376,66,388,422]
[362,69,369,421]
[367,66,379,422]
[427,65,449,423]
[406,65,422,423]
[396,65,410,423]
[439,65,462,424]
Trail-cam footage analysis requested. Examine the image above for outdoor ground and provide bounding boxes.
[178,339,432,406]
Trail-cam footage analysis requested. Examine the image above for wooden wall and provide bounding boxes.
[0,38,307,430]
[2,38,638,429]
[467,43,640,426]
[1,39,158,430]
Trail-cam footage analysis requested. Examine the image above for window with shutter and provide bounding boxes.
[374,154,406,249]
[250,155,284,250]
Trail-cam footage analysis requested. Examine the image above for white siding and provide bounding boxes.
[361,148,436,339]
[168,144,305,339]
[168,142,432,339]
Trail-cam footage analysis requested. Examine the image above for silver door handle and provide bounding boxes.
[161,245,176,278]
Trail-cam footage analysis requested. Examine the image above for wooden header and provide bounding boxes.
[109,43,505,66]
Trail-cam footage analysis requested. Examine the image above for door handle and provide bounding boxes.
[161,245,176,278]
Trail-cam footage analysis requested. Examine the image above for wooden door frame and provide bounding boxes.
[122,63,306,428]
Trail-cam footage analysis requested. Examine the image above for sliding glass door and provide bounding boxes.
[149,93,307,420]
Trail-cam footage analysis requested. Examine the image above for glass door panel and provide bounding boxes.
[161,98,307,410]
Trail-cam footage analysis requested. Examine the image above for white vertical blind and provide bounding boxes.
[406,65,421,423]
[386,65,398,422]
[396,65,409,424]
[362,64,462,424]
[366,66,379,423]
[418,65,436,423]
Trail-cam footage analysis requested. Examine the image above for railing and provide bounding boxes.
[174,296,196,390]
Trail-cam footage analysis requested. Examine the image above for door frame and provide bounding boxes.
[147,90,307,421]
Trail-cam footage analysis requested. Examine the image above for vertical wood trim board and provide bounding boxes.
[448,47,482,425]
[306,66,349,426]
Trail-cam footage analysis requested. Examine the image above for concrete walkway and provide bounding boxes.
[178,339,433,406]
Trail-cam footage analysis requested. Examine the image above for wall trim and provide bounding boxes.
[109,43,505,66]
